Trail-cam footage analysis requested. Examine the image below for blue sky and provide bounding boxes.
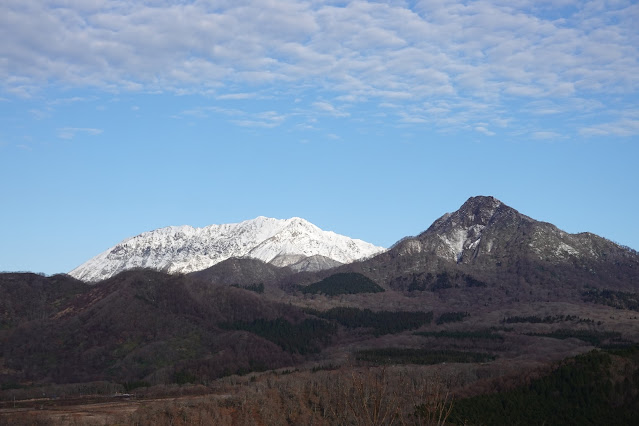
[1,0,638,275]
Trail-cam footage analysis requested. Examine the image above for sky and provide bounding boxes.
[1,0,638,275]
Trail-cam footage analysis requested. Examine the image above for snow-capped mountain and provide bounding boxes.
[69,217,386,282]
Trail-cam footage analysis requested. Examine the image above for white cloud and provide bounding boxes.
[57,127,103,140]
[49,96,94,105]
[532,131,562,140]
[175,105,288,128]
[312,101,350,117]
[399,112,427,124]
[579,119,639,137]
[475,126,496,136]
[0,0,637,136]
[175,106,245,119]
[29,109,51,120]
[232,119,281,128]
[216,93,258,100]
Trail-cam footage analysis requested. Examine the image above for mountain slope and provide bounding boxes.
[2,270,323,384]
[337,196,639,295]
[69,216,385,282]
[397,195,637,268]
[0,273,88,330]
[189,257,291,289]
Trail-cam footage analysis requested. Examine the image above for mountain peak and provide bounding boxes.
[411,196,542,262]
[69,216,386,282]
[425,196,511,235]
[453,196,504,226]
[461,195,502,212]
[391,195,634,267]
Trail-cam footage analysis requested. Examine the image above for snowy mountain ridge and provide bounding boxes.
[69,216,386,282]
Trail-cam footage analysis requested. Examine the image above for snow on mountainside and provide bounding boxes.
[392,196,637,267]
[69,217,386,282]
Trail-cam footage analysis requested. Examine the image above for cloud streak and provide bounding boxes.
[57,127,103,140]
[312,101,350,117]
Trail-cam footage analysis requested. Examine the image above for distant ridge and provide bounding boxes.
[69,216,386,282]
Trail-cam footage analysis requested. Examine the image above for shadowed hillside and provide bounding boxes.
[1,270,335,386]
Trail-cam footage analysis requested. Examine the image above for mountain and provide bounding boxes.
[0,273,88,330]
[2,270,320,384]
[338,196,639,295]
[69,216,386,282]
[397,195,635,266]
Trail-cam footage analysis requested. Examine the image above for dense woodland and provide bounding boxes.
[219,317,336,354]
[299,272,385,295]
[450,348,639,425]
[584,288,639,312]
[308,307,433,336]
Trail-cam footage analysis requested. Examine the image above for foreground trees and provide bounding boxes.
[124,367,453,426]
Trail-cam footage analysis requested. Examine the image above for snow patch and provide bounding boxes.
[556,242,579,257]
[439,224,485,262]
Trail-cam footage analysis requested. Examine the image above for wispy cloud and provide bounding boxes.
[475,126,496,136]
[312,101,350,117]
[232,111,287,128]
[174,105,287,128]
[532,131,562,140]
[57,127,103,140]
[174,106,245,119]
[216,93,258,100]
[580,119,639,137]
[399,112,427,124]
[49,96,94,105]
[29,109,51,120]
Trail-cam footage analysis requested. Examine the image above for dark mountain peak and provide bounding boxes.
[461,195,502,211]
[189,257,292,291]
[384,195,639,275]
[456,195,528,222]
[386,196,529,263]
[423,196,529,237]
[451,195,502,223]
